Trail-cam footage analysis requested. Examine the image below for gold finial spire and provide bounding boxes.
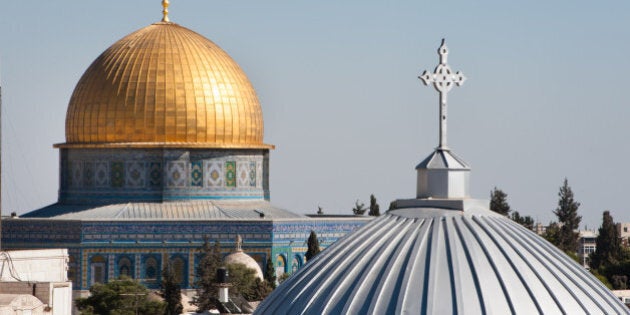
[162,0,170,22]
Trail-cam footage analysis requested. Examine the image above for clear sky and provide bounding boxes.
[1,0,629,229]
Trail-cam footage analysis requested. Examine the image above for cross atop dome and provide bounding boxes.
[419,39,466,150]
[413,39,471,202]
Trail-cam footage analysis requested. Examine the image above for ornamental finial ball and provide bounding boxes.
[162,0,170,22]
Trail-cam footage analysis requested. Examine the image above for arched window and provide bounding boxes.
[276,255,286,278]
[170,256,187,286]
[90,255,107,285]
[292,255,302,273]
[118,257,133,278]
[145,257,158,281]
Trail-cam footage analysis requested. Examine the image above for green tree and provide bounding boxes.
[264,256,277,289]
[511,210,534,230]
[192,237,222,312]
[388,201,397,211]
[75,277,164,315]
[225,263,274,301]
[352,200,367,215]
[490,187,511,216]
[252,278,274,300]
[277,273,291,284]
[368,194,380,216]
[161,263,183,315]
[543,222,561,245]
[553,178,582,252]
[591,211,622,270]
[305,230,321,262]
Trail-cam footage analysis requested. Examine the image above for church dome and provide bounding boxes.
[256,206,628,314]
[61,21,271,149]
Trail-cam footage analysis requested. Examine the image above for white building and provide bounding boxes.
[578,229,597,268]
[0,249,72,315]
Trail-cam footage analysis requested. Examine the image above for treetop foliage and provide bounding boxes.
[553,178,582,252]
[490,187,511,216]
[75,277,164,315]
[192,237,223,312]
[590,211,624,275]
[368,194,380,216]
[352,200,367,215]
[161,263,183,315]
[264,256,277,289]
[305,230,321,262]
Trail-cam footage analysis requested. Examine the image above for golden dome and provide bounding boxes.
[59,21,272,149]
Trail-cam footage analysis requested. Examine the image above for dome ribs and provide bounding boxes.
[452,217,486,314]
[472,216,544,314]
[258,214,391,314]
[288,216,404,314]
[321,217,417,314]
[62,23,269,149]
[494,217,626,313]
[461,216,516,314]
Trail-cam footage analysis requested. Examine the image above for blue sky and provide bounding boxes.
[1,1,629,229]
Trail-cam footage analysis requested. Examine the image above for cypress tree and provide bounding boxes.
[490,187,511,216]
[305,230,321,262]
[368,194,381,216]
[591,211,621,270]
[161,262,183,315]
[192,237,222,312]
[553,178,582,252]
[264,256,277,289]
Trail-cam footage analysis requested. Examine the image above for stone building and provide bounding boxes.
[0,249,72,314]
[1,3,370,297]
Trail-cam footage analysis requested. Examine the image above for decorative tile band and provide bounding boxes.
[59,148,270,202]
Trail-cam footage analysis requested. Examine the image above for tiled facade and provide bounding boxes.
[59,148,270,203]
[1,218,370,291]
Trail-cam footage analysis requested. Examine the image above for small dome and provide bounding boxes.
[224,235,263,280]
[61,21,271,149]
[256,205,628,314]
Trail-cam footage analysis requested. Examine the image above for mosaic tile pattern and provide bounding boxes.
[237,161,249,187]
[125,161,146,188]
[167,161,187,188]
[60,149,269,201]
[225,161,236,187]
[71,161,83,188]
[2,218,370,290]
[84,161,94,187]
[257,161,263,188]
[111,162,124,188]
[204,161,223,187]
[249,162,256,187]
[94,161,109,187]
[190,161,203,187]
[149,162,162,187]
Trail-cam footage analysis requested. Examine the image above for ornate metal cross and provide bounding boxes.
[419,39,466,149]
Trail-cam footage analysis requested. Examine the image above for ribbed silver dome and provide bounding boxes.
[256,205,629,314]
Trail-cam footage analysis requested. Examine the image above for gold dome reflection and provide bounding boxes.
[60,22,271,149]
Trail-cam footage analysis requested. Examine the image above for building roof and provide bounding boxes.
[257,205,629,314]
[59,20,271,149]
[19,200,306,221]
[416,148,469,170]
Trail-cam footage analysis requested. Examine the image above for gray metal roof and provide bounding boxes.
[20,200,306,221]
[256,206,629,315]
[416,148,470,170]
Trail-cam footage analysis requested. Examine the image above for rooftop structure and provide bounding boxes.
[256,40,629,314]
[1,2,371,298]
